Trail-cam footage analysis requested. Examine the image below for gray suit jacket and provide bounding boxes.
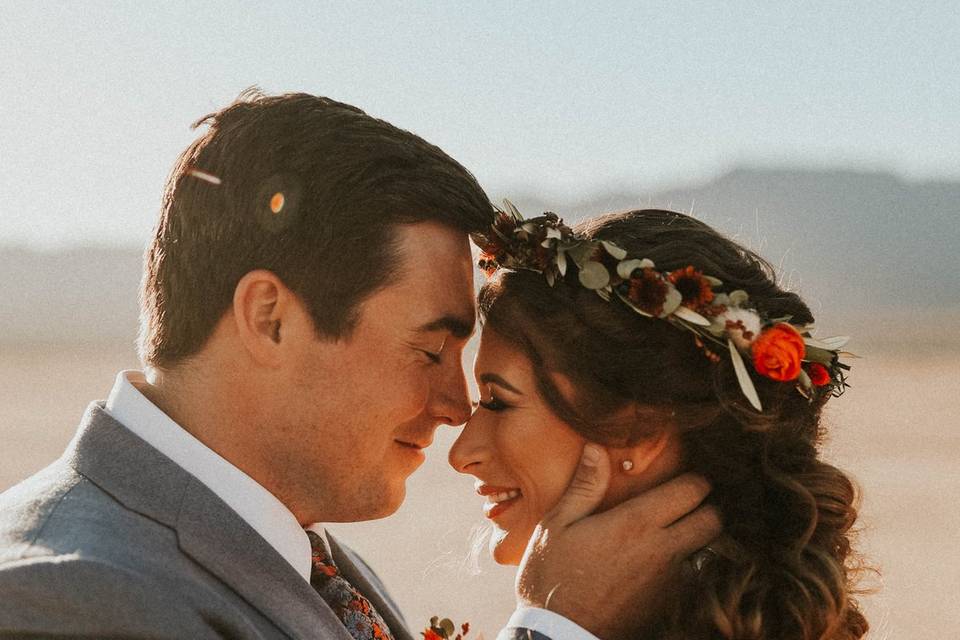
[0,402,414,640]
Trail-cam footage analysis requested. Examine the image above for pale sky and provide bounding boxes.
[2,1,958,248]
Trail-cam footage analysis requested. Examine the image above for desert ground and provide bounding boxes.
[1,339,957,639]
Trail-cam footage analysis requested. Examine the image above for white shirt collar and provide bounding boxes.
[103,369,322,582]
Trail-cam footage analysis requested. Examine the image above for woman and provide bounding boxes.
[449,206,868,639]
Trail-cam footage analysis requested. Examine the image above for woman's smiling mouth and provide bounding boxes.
[476,482,523,519]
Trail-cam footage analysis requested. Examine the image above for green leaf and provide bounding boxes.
[817,335,851,350]
[660,284,682,317]
[440,619,456,638]
[614,289,653,317]
[804,345,835,365]
[566,241,597,267]
[502,199,523,221]
[578,261,611,289]
[729,339,762,411]
[673,306,711,326]
[601,240,628,260]
[616,258,653,279]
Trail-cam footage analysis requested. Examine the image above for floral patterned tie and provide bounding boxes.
[307,530,395,640]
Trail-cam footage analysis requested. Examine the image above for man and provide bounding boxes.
[0,92,719,639]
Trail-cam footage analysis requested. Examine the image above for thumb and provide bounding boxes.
[544,444,611,528]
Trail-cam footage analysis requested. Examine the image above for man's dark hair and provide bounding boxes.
[139,90,493,369]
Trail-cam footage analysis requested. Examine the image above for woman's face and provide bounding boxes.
[448,329,588,565]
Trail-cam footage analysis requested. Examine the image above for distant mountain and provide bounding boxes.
[1,167,958,344]
[0,246,142,345]
[507,167,960,323]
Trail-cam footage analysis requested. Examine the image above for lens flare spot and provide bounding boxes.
[270,192,285,214]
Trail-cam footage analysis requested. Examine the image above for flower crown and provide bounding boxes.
[472,201,852,412]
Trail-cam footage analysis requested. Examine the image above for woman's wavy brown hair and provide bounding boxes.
[478,209,869,640]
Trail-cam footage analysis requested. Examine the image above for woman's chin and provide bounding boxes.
[489,527,525,566]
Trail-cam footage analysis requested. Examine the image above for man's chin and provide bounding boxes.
[318,479,407,523]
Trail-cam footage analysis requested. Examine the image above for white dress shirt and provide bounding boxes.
[104,370,317,582]
[104,370,597,640]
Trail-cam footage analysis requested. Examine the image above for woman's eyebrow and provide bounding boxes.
[479,372,523,395]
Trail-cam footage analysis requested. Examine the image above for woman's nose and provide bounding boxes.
[448,408,490,474]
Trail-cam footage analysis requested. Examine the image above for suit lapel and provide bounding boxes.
[328,534,414,640]
[176,477,352,640]
[67,403,352,640]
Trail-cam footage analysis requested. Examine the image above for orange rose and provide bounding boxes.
[751,323,805,381]
[422,630,444,640]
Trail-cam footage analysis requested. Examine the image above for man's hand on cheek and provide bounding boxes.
[515,445,722,639]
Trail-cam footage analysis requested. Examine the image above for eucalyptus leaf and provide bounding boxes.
[728,290,749,306]
[545,227,562,239]
[566,242,597,267]
[729,339,763,411]
[803,337,836,350]
[546,271,555,286]
[601,240,628,260]
[521,222,537,234]
[440,619,456,638]
[798,369,813,391]
[803,345,835,365]
[704,275,724,287]
[502,199,522,221]
[557,249,568,275]
[673,306,711,326]
[579,261,611,289]
[660,284,683,317]
[818,335,851,350]
[614,289,653,317]
[616,258,652,279]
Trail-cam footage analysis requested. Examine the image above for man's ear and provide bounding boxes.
[232,269,289,367]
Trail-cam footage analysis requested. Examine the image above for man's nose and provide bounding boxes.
[430,357,473,427]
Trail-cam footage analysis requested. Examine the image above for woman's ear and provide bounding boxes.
[610,430,672,476]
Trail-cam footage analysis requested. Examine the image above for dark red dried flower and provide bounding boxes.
[668,266,714,309]
[627,268,669,316]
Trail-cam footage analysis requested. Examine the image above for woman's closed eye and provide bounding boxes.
[477,395,511,412]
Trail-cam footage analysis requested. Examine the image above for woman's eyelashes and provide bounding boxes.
[477,395,510,412]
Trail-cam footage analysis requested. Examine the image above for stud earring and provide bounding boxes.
[621,460,634,472]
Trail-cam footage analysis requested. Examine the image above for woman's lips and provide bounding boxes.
[476,482,522,520]
[483,492,522,519]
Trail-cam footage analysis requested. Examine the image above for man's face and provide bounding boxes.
[274,221,476,523]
